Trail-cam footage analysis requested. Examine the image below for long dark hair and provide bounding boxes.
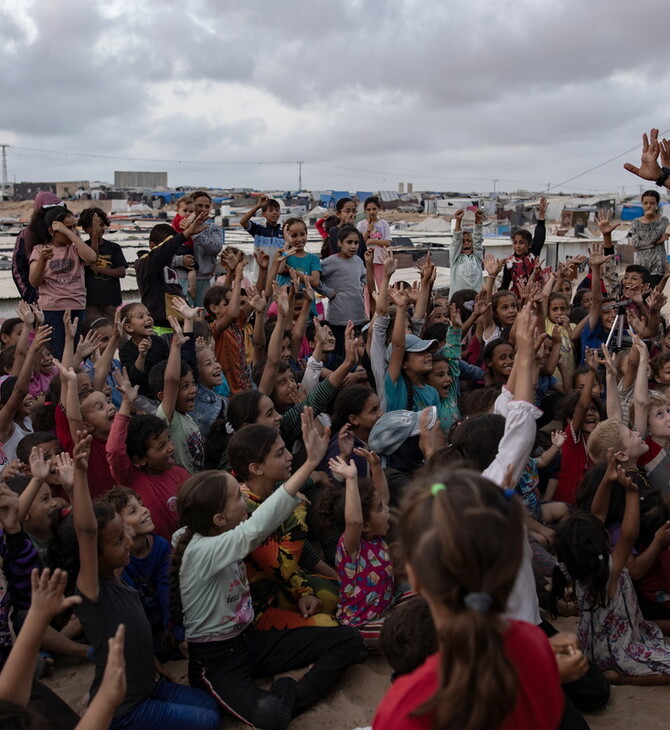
[227,424,279,482]
[330,385,375,435]
[400,469,524,730]
[550,512,611,614]
[170,471,232,628]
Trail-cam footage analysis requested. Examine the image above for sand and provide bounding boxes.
[40,613,670,729]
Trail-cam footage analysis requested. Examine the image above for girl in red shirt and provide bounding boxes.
[372,470,564,730]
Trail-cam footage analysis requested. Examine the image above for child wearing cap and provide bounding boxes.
[385,296,441,412]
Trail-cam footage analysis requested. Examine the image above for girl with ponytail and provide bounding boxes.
[372,469,564,730]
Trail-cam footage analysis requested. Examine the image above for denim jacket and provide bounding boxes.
[193,384,227,440]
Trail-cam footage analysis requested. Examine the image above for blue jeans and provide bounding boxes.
[43,309,85,361]
[110,680,221,730]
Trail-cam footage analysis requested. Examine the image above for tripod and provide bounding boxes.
[604,304,629,353]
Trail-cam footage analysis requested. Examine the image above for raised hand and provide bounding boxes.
[62,310,79,341]
[53,452,75,493]
[113,367,139,404]
[484,252,504,277]
[31,304,45,327]
[454,208,465,222]
[52,358,77,384]
[381,248,397,276]
[551,430,567,449]
[624,128,662,182]
[249,290,267,313]
[167,316,187,347]
[353,447,381,469]
[514,302,537,351]
[29,568,82,620]
[538,196,547,219]
[388,286,410,308]
[448,302,462,328]
[328,455,358,480]
[0,459,22,484]
[272,282,290,318]
[76,329,102,360]
[588,241,612,269]
[337,424,355,460]
[40,245,54,262]
[73,430,93,471]
[29,325,53,353]
[301,407,330,466]
[313,318,329,346]
[171,296,201,321]
[597,344,618,377]
[343,320,359,365]
[29,446,51,484]
[16,300,35,326]
[253,250,270,271]
[473,289,491,318]
[596,209,620,236]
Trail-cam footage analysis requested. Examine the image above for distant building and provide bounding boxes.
[55,181,90,199]
[114,171,168,189]
[11,181,89,201]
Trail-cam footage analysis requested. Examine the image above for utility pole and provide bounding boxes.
[0,144,8,201]
[297,161,304,191]
[492,179,498,194]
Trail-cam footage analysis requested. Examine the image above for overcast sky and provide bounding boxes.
[1,0,670,195]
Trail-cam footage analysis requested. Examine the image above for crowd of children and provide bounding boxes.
[3,130,670,729]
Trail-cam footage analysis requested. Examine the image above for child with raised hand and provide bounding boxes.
[450,207,484,294]
[226,424,339,630]
[28,207,98,360]
[319,224,368,355]
[150,308,203,475]
[170,196,199,301]
[107,368,190,540]
[118,301,170,399]
[72,431,221,729]
[552,464,670,684]
[325,450,400,650]
[173,408,366,729]
[373,468,564,730]
[0,325,51,464]
[80,311,124,408]
[385,286,440,412]
[500,196,547,299]
[554,348,604,505]
[104,486,180,660]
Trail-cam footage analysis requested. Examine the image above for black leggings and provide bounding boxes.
[188,625,366,730]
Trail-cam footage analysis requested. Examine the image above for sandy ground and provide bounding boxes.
[41,613,670,729]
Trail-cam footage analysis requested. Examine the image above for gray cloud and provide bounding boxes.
[1,0,670,193]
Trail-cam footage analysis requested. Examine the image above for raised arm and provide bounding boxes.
[92,310,123,393]
[598,344,623,422]
[0,326,51,442]
[239,195,267,229]
[258,283,289,396]
[610,473,640,599]
[50,221,97,265]
[588,241,612,331]
[330,456,363,558]
[160,316,187,423]
[572,349,598,434]
[250,289,268,367]
[387,287,410,383]
[213,259,245,335]
[591,448,618,524]
[413,253,435,323]
[72,433,99,601]
[631,334,650,435]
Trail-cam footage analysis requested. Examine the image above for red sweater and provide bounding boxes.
[55,406,115,499]
[105,413,189,540]
[372,620,563,730]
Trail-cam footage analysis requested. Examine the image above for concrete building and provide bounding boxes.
[114,171,168,189]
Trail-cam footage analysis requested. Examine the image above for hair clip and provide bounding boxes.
[225,422,235,435]
[503,488,515,501]
[598,554,605,561]
[463,592,492,613]
[431,483,446,497]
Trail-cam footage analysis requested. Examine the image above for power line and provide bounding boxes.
[548,127,670,191]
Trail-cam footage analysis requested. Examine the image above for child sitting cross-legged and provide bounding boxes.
[72,431,222,728]
[172,408,366,729]
[104,486,184,662]
[106,368,190,541]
